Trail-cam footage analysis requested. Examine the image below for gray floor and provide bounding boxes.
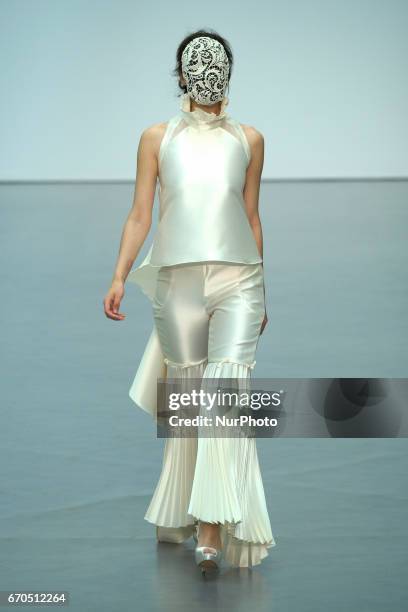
[0,181,407,611]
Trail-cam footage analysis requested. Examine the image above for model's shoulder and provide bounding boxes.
[138,122,173,159]
[140,116,181,144]
[140,121,168,142]
[239,123,264,147]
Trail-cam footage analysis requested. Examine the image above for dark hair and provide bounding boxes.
[172,29,234,97]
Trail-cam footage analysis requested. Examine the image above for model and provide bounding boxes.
[104,30,276,576]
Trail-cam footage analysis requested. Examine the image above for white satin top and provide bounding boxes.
[127,92,262,300]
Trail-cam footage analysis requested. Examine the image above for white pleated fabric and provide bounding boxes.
[144,360,204,527]
[144,359,276,567]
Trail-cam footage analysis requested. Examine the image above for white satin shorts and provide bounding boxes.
[151,262,265,370]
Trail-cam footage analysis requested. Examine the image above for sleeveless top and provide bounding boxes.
[128,93,263,419]
[127,92,262,300]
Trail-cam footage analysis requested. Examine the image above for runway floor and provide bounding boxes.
[0,180,407,611]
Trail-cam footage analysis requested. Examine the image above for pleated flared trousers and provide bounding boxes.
[144,261,276,567]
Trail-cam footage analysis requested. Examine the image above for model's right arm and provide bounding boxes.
[103,123,164,321]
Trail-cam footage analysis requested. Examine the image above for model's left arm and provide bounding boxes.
[242,127,264,258]
[242,126,268,333]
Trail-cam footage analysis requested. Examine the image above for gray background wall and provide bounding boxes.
[1,0,407,181]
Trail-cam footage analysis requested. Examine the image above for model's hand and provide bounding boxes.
[104,280,126,321]
[260,311,268,334]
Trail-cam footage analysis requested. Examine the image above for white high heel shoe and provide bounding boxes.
[194,524,223,575]
[156,525,196,543]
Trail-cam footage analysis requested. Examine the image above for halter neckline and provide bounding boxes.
[179,92,229,129]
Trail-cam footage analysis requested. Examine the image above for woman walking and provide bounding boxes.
[104,30,276,575]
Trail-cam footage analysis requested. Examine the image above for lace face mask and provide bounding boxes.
[181,36,230,106]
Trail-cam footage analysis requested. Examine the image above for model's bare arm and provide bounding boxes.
[103,123,164,321]
[242,126,264,259]
[242,125,268,333]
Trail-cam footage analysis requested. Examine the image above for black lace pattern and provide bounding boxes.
[181,36,230,106]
